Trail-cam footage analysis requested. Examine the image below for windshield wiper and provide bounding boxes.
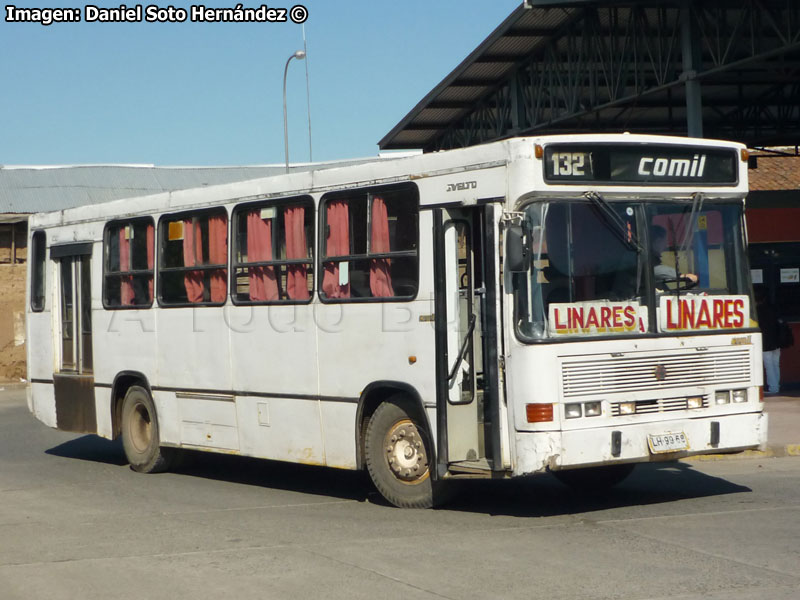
[584,192,644,253]
[679,192,705,254]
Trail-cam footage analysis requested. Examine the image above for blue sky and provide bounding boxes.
[1,1,520,165]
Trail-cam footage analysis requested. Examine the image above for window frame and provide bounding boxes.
[30,230,46,312]
[157,208,229,308]
[318,182,420,304]
[230,195,315,306]
[102,217,156,310]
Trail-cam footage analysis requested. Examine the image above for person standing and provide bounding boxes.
[756,288,781,394]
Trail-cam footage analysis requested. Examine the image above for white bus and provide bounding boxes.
[26,134,767,508]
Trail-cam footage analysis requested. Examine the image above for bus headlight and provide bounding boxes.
[565,403,582,419]
[715,391,730,405]
[584,402,602,417]
[619,402,636,415]
[732,389,747,403]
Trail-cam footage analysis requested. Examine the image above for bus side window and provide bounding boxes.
[30,230,46,312]
[231,197,314,304]
[103,218,155,309]
[319,186,419,302]
[159,210,228,306]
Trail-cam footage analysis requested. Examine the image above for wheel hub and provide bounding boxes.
[130,403,152,453]
[385,419,428,482]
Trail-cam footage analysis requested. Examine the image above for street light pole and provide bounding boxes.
[283,50,306,173]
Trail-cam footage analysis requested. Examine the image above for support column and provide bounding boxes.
[10,222,16,264]
[681,0,703,137]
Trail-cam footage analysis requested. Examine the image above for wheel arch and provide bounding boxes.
[355,381,432,470]
[110,371,153,440]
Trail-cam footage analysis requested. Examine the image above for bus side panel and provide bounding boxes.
[229,305,325,465]
[318,402,358,469]
[92,308,158,438]
[315,208,437,464]
[236,396,326,466]
[28,382,57,429]
[155,307,233,392]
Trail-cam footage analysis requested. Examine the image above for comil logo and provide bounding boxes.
[638,154,706,178]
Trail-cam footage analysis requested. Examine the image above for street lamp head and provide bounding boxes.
[283,49,307,172]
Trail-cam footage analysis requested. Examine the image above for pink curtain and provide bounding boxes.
[146,223,154,302]
[369,197,394,297]
[119,227,134,306]
[183,218,204,303]
[246,211,278,302]
[208,215,227,303]
[284,206,309,300]
[322,200,350,299]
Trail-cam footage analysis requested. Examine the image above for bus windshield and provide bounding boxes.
[514,198,753,341]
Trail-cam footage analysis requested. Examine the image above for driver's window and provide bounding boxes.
[649,209,726,291]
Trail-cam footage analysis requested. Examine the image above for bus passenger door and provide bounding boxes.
[52,244,96,434]
[434,205,502,473]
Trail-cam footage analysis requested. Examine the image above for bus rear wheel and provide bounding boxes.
[552,464,636,492]
[365,400,436,508]
[121,386,175,474]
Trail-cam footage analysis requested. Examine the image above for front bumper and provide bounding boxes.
[513,411,767,475]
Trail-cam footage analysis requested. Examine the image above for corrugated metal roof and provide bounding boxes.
[0,159,380,215]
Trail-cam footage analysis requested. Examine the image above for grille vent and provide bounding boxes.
[562,348,750,398]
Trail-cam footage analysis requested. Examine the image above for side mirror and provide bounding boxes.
[505,225,530,273]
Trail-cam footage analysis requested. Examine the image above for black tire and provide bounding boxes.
[552,464,636,493]
[365,400,441,508]
[120,386,175,474]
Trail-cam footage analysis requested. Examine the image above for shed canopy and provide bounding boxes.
[380,0,800,152]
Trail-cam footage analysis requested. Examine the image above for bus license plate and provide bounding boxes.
[647,432,689,454]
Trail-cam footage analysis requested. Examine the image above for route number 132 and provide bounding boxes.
[550,152,587,176]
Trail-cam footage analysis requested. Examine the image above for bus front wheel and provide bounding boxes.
[121,386,175,474]
[365,400,436,508]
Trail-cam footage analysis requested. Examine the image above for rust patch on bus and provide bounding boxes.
[53,373,97,434]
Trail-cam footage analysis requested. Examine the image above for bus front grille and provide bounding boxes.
[561,348,751,398]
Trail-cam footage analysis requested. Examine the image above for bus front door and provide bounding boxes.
[52,245,96,434]
[434,205,502,474]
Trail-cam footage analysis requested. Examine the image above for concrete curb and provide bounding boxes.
[0,382,27,391]
[686,444,800,461]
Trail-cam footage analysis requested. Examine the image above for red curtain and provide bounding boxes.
[183,218,204,303]
[246,211,278,301]
[284,205,309,300]
[146,223,154,302]
[119,227,134,306]
[322,200,350,298]
[208,215,227,303]
[369,197,394,297]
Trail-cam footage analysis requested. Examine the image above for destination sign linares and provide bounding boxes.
[660,295,749,332]
[548,301,647,336]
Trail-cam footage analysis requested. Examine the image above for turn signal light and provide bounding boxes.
[534,144,544,159]
[741,148,750,162]
[526,403,554,423]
